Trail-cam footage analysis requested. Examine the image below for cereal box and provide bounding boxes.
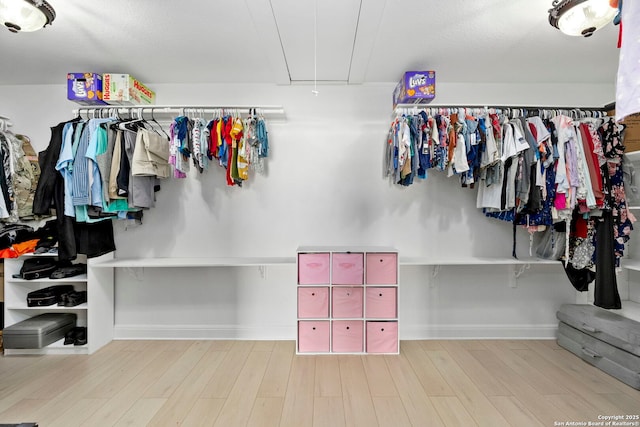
[393,71,436,107]
[103,74,156,105]
[67,73,107,105]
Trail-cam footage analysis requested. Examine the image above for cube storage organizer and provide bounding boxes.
[296,246,399,354]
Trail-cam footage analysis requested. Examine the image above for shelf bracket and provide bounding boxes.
[429,265,441,288]
[258,265,267,279]
[124,266,145,281]
[509,264,530,288]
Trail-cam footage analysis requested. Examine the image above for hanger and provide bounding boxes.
[149,109,170,140]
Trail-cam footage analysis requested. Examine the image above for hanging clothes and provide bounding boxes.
[167,111,270,185]
[385,107,635,308]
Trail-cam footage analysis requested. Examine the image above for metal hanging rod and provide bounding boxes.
[394,104,609,116]
[72,105,286,122]
[395,103,608,110]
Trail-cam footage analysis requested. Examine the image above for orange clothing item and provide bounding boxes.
[0,239,38,258]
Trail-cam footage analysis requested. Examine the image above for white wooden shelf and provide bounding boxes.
[399,256,561,266]
[3,253,114,356]
[89,255,561,268]
[3,337,88,356]
[91,257,296,268]
[8,274,88,283]
[624,150,640,162]
[621,259,640,272]
[615,300,640,323]
[6,303,88,310]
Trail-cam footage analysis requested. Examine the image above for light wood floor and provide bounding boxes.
[0,340,639,426]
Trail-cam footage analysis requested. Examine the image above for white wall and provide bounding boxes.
[0,81,616,339]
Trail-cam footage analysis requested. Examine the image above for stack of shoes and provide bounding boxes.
[64,327,87,346]
[58,291,87,307]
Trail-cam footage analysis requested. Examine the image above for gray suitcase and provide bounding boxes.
[3,313,76,349]
[556,304,640,357]
[557,321,640,390]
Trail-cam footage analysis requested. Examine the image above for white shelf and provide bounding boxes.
[7,274,88,283]
[399,256,561,266]
[3,253,114,356]
[6,303,88,310]
[3,337,88,356]
[616,300,640,323]
[621,259,640,272]
[91,257,296,268]
[624,150,640,162]
[89,255,561,268]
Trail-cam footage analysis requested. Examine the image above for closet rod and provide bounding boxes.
[72,105,286,122]
[394,103,608,111]
[394,104,609,118]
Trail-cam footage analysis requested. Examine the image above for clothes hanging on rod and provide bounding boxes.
[30,105,274,259]
[169,108,270,185]
[386,106,633,309]
[0,119,42,224]
[71,105,273,186]
[33,117,117,261]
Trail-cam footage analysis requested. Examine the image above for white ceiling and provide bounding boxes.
[0,0,621,86]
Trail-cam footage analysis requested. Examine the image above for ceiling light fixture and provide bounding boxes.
[0,0,55,33]
[548,0,617,37]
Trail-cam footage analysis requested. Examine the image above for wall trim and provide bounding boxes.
[114,323,558,341]
[114,324,296,340]
[399,323,558,340]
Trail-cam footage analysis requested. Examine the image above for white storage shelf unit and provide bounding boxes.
[619,151,640,321]
[296,246,399,355]
[3,253,114,355]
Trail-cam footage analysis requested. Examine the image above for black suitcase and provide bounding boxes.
[27,285,75,307]
[14,258,58,280]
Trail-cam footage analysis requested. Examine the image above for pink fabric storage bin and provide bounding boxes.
[298,321,330,353]
[366,253,398,284]
[298,287,329,318]
[366,321,398,353]
[365,287,397,318]
[298,253,330,284]
[332,287,363,318]
[332,320,364,353]
[332,253,364,285]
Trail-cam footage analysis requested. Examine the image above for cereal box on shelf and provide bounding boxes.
[103,73,156,105]
[393,71,436,107]
[67,73,107,105]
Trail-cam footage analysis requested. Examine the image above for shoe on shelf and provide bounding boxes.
[58,293,69,306]
[64,326,87,346]
[74,327,87,346]
[64,291,87,307]
[64,328,76,345]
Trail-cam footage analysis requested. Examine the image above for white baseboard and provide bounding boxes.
[114,324,296,340]
[399,323,558,340]
[114,323,558,340]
